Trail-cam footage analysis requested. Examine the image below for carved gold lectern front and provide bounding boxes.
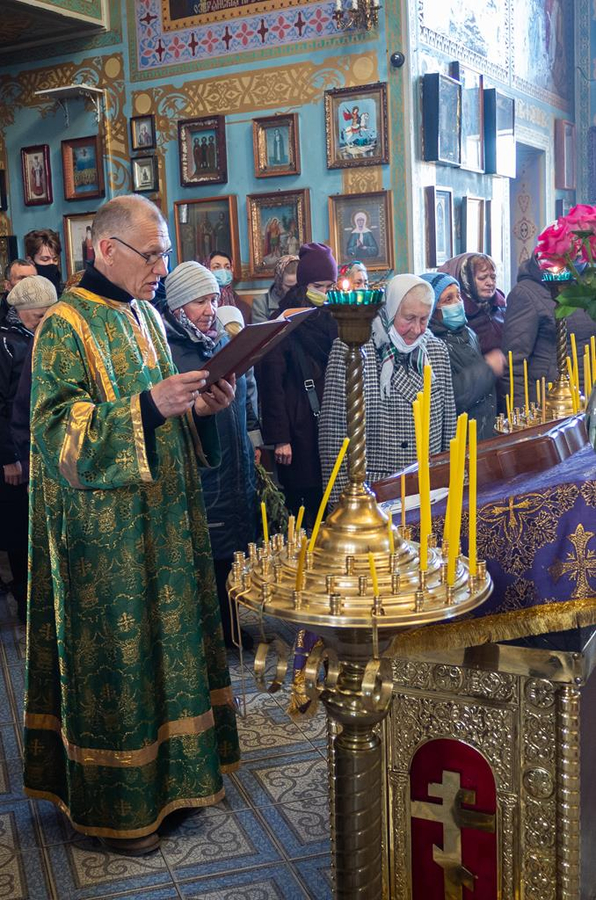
[384,632,596,900]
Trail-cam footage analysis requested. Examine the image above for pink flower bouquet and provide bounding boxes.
[535,204,596,321]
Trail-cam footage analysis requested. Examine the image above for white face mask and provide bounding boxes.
[389,324,426,355]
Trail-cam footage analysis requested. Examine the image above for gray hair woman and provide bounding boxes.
[319,273,456,504]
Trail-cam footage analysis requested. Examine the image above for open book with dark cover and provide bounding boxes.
[201,306,316,389]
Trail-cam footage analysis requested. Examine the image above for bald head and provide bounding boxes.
[92,194,166,250]
[92,195,171,301]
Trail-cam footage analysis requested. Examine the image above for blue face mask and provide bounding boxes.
[441,300,467,331]
[213,268,233,287]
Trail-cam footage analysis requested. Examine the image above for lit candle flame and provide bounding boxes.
[341,278,350,291]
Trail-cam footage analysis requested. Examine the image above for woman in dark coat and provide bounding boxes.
[502,252,596,403]
[257,242,338,528]
[422,272,505,441]
[438,252,506,354]
[163,261,258,647]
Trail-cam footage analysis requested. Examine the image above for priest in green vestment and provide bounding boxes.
[23,195,240,855]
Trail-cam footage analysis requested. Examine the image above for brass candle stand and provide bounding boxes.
[228,292,492,900]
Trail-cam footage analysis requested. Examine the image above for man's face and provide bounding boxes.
[5,262,36,292]
[102,213,171,300]
[18,307,49,331]
[32,244,59,266]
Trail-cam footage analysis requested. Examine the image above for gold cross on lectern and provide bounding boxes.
[411,770,496,900]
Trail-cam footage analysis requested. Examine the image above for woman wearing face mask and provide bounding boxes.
[24,228,63,295]
[257,242,338,528]
[319,274,456,504]
[437,253,506,355]
[251,254,299,324]
[422,272,505,441]
[205,250,252,324]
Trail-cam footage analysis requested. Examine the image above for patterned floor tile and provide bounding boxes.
[161,807,281,881]
[6,665,24,723]
[234,692,317,760]
[0,756,26,807]
[292,854,333,899]
[0,622,25,666]
[230,750,328,809]
[258,797,330,860]
[0,819,53,900]
[0,721,22,760]
[103,889,180,899]
[176,863,309,898]
[45,839,173,899]
[0,800,39,852]
[32,797,83,847]
[0,666,15,725]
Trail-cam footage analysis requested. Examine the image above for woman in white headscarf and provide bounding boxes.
[319,273,457,504]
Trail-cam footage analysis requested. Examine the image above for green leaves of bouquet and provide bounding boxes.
[536,205,596,322]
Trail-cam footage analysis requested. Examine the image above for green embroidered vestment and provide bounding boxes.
[23,287,240,838]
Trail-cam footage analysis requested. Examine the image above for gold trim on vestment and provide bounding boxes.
[210,685,234,706]
[25,709,217,767]
[130,393,154,483]
[58,401,94,489]
[386,596,596,657]
[185,409,208,466]
[23,787,227,839]
[70,288,160,369]
[43,300,117,403]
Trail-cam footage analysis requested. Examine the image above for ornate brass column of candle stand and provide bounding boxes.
[228,291,493,900]
[541,272,581,419]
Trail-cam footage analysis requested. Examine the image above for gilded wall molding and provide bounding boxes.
[0,52,130,206]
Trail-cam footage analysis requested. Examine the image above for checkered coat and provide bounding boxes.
[319,336,457,504]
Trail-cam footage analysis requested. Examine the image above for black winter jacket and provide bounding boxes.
[0,316,34,466]
[502,255,596,402]
[430,317,497,441]
[163,309,258,560]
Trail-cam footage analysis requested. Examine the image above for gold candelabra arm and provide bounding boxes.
[346,345,367,484]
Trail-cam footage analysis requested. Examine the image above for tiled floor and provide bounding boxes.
[0,587,332,899]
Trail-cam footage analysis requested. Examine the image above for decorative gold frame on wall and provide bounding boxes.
[246,188,311,278]
[252,113,300,178]
[173,195,241,275]
[324,81,389,170]
[328,189,394,272]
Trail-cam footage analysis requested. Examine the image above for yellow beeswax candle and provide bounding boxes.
[571,332,579,394]
[295,537,307,590]
[295,505,305,536]
[508,350,514,411]
[523,359,529,417]
[447,414,467,585]
[584,347,592,403]
[591,336,596,378]
[506,393,512,426]
[387,515,395,554]
[541,377,546,423]
[468,419,477,577]
[287,514,295,545]
[368,551,379,596]
[536,378,541,406]
[566,357,578,413]
[260,501,269,545]
[413,400,430,571]
[442,437,457,546]
[308,437,350,552]
[400,473,406,531]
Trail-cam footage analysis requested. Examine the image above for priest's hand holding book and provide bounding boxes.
[150,371,236,418]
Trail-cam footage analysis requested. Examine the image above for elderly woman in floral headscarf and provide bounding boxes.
[438,252,506,354]
[252,254,299,323]
[319,273,456,504]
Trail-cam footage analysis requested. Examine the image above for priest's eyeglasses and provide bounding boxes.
[110,236,172,267]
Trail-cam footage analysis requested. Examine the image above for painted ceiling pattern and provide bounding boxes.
[135,0,339,73]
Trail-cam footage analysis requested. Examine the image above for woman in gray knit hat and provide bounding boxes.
[163,261,258,649]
